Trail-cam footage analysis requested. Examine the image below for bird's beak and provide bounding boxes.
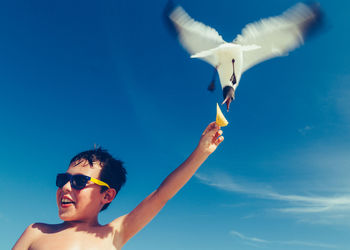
[222,86,235,112]
[222,90,235,112]
[222,95,233,112]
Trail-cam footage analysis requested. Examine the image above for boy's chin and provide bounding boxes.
[59,213,76,221]
[58,208,78,221]
[59,214,75,221]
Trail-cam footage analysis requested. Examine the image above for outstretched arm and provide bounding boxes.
[114,122,224,246]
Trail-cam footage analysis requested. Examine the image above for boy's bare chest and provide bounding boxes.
[30,229,120,250]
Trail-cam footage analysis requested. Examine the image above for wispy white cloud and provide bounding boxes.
[195,172,275,198]
[195,172,350,224]
[277,206,331,213]
[241,214,256,219]
[230,230,337,249]
[230,230,269,243]
[278,240,337,248]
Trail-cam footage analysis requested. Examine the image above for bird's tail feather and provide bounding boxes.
[191,49,214,59]
[191,49,217,66]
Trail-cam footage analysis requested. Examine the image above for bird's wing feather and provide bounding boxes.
[169,6,226,60]
[234,3,319,73]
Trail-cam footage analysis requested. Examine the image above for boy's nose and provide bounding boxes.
[61,180,72,192]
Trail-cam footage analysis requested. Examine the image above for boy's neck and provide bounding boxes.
[62,217,100,228]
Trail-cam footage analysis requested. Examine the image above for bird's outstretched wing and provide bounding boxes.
[168,5,225,65]
[234,3,322,73]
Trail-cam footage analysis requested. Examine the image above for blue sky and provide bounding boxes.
[1,0,350,249]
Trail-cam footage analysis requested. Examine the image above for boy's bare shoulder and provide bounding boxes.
[22,223,47,239]
[12,223,44,249]
[13,223,63,249]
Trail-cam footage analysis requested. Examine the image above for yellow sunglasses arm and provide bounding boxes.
[90,177,110,189]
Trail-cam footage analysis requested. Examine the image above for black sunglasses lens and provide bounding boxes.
[56,173,70,188]
[71,175,89,190]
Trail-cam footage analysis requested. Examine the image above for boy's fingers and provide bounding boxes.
[202,122,219,136]
[215,136,224,145]
[208,122,218,131]
[215,130,223,138]
[206,125,220,139]
[212,130,223,143]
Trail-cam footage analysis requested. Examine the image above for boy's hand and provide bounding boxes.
[197,122,224,155]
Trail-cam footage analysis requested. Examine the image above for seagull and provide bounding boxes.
[167,2,322,111]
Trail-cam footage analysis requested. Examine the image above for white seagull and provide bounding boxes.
[167,2,322,111]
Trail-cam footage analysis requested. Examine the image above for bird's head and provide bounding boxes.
[222,86,235,112]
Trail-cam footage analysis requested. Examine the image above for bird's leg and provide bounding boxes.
[230,59,237,85]
[208,68,217,92]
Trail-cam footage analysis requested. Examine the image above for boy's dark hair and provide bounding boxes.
[69,148,127,211]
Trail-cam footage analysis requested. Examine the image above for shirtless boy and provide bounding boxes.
[13,122,224,250]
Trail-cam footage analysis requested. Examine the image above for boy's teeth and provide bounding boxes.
[62,198,74,203]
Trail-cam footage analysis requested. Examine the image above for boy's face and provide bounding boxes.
[56,159,106,222]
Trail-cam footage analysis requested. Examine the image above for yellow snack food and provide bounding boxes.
[216,103,229,127]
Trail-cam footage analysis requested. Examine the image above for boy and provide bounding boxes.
[13,122,224,250]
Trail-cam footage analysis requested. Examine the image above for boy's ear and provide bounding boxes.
[102,188,117,204]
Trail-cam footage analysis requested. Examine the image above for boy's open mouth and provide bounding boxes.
[61,198,75,206]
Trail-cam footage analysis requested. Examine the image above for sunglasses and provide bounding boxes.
[56,173,110,190]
